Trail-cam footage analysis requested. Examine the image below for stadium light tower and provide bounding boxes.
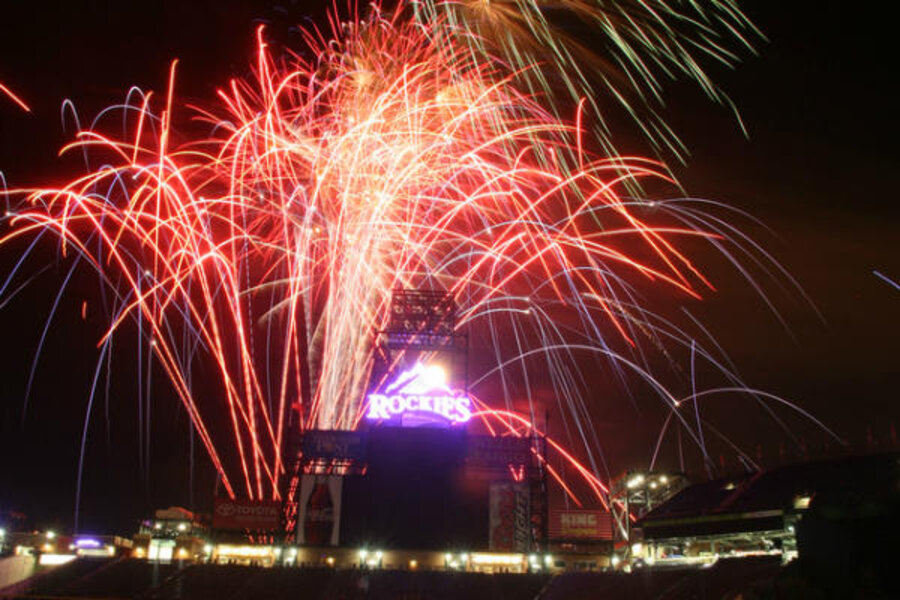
[610,471,686,546]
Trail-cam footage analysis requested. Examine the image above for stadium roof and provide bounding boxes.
[638,452,899,540]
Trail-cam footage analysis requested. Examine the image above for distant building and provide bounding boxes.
[6,530,72,558]
[69,535,132,557]
[134,507,208,562]
[633,452,900,572]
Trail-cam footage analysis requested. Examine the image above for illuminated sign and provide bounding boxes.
[549,510,613,540]
[215,544,276,558]
[470,552,525,565]
[366,363,471,426]
[39,554,76,566]
[213,497,281,531]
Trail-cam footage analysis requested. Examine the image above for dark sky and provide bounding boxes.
[0,1,898,534]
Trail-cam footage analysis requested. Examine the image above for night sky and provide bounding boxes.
[1,1,897,535]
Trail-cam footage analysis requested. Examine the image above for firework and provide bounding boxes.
[410,0,761,161]
[0,82,31,113]
[0,3,832,509]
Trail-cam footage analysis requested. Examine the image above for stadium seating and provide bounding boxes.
[3,556,784,600]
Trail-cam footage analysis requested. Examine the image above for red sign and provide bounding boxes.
[297,475,342,546]
[213,497,280,531]
[489,482,530,552]
[549,510,612,540]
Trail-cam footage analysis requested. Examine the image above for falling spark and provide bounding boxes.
[0,82,31,113]
[0,3,828,505]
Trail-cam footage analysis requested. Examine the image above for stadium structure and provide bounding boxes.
[203,289,610,571]
[3,293,898,596]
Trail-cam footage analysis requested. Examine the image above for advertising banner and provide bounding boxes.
[467,436,533,480]
[489,482,531,552]
[301,430,367,462]
[296,475,343,546]
[213,497,280,531]
[549,510,613,540]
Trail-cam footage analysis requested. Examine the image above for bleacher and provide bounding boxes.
[66,559,179,598]
[146,566,548,600]
[145,564,335,600]
[2,557,786,600]
[5,557,115,597]
[2,558,179,599]
[538,556,782,600]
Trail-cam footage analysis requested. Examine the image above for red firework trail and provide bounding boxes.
[2,3,828,507]
[0,82,31,112]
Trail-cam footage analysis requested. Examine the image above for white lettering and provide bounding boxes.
[367,394,391,419]
[365,392,472,424]
[454,397,472,422]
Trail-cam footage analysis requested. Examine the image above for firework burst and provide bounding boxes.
[410,0,762,161]
[0,2,833,509]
